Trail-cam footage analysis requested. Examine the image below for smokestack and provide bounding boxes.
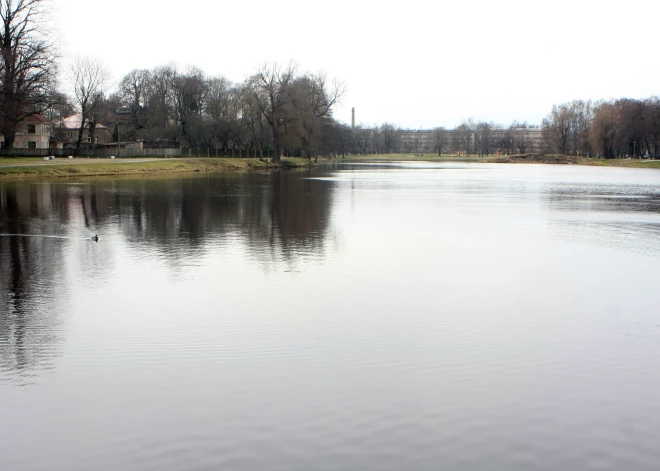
[351,107,355,129]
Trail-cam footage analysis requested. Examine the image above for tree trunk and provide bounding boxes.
[4,132,15,156]
[74,126,85,156]
[271,124,282,162]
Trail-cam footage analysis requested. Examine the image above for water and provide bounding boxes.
[1,163,659,471]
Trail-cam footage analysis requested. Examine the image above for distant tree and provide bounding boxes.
[144,64,176,141]
[549,104,572,154]
[646,97,660,158]
[455,121,474,155]
[42,90,73,124]
[246,62,297,162]
[509,121,529,154]
[615,98,648,157]
[336,123,354,157]
[433,127,447,155]
[353,125,371,154]
[69,56,111,155]
[378,123,399,153]
[239,83,269,158]
[208,80,241,155]
[290,72,344,159]
[0,0,58,154]
[119,68,151,139]
[542,101,593,155]
[589,102,617,158]
[170,66,207,146]
[475,121,492,156]
[572,100,593,156]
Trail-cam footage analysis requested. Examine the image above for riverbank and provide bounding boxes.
[487,153,660,168]
[0,157,312,180]
[2,154,658,180]
[336,153,660,169]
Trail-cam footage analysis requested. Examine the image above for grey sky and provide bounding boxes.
[54,0,659,129]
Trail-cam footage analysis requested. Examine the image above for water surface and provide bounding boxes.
[1,163,659,471]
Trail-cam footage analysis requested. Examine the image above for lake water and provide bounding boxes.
[1,162,659,471]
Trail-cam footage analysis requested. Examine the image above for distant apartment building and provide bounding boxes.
[0,114,54,150]
[399,130,434,153]
[397,126,543,154]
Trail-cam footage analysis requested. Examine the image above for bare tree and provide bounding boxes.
[475,121,492,156]
[69,56,110,155]
[291,72,344,159]
[510,121,529,154]
[239,84,268,158]
[378,123,399,153]
[170,66,207,146]
[433,127,446,155]
[144,63,176,141]
[119,68,151,139]
[246,62,297,162]
[455,121,474,155]
[589,101,617,158]
[353,125,371,154]
[207,77,241,154]
[0,0,58,154]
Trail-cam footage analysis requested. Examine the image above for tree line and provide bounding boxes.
[2,1,657,160]
[351,96,660,159]
[542,98,660,158]
[58,60,345,162]
[1,1,345,161]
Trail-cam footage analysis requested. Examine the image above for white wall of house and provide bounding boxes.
[0,118,53,149]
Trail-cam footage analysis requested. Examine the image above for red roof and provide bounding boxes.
[62,114,108,130]
[28,114,54,125]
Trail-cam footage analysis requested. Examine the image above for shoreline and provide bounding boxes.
[334,153,660,169]
[1,154,658,180]
[0,157,313,180]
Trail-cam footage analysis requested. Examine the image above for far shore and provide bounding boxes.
[1,153,658,180]
[335,153,660,169]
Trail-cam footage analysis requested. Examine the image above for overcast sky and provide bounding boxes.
[53,0,659,129]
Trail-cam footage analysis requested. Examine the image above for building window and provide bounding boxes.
[28,124,36,134]
[28,141,37,149]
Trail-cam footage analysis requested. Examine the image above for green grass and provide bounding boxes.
[0,157,53,166]
[331,153,489,163]
[584,159,660,169]
[0,157,312,180]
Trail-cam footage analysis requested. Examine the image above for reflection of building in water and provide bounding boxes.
[0,185,67,378]
[1,174,337,379]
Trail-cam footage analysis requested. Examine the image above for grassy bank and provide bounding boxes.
[338,153,488,163]
[335,153,660,169]
[0,157,312,180]
[487,153,660,168]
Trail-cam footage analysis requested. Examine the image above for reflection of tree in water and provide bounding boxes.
[0,185,67,379]
[0,171,336,377]
[111,171,336,267]
[263,170,335,264]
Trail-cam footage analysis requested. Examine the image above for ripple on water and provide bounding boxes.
[2,165,660,471]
